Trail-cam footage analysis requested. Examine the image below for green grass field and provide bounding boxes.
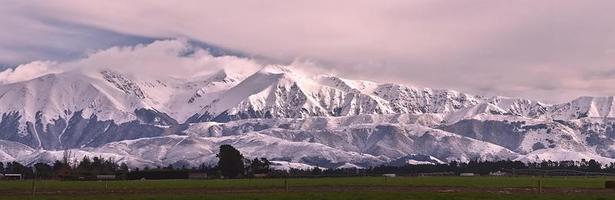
[1,192,615,200]
[1,176,614,200]
[0,176,612,190]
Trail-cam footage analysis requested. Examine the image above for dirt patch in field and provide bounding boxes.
[1,186,614,196]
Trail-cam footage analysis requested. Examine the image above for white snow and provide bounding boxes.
[517,148,615,164]
[270,161,316,171]
[407,160,436,165]
[5,56,615,168]
[336,163,364,169]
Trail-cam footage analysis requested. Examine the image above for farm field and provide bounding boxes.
[1,176,615,200]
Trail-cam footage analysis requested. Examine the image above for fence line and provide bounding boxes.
[504,168,615,176]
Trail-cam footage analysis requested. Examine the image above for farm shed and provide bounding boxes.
[460,173,476,177]
[96,175,117,180]
[3,174,23,180]
[382,174,396,177]
[188,173,208,179]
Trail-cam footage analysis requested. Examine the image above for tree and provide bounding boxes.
[216,144,244,178]
[249,158,271,174]
[586,159,601,172]
[311,167,323,176]
[5,161,33,178]
[119,163,129,172]
[78,156,92,171]
[6,161,26,174]
[34,163,53,179]
[52,160,71,179]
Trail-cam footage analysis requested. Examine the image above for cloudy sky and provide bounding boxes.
[2,0,615,103]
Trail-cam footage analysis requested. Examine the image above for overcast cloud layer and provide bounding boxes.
[2,0,615,103]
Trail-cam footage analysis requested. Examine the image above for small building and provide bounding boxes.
[96,175,117,180]
[382,174,396,177]
[460,173,476,177]
[188,173,208,179]
[4,174,23,180]
[489,171,508,176]
[253,173,267,178]
[418,172,455,177]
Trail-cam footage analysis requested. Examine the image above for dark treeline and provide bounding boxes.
[3,159,615,180]
[0,152,128,180]
[3,146,615,180]
[0,146,273,180]
[368,159,613,176]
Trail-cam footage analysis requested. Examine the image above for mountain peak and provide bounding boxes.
[258,65,293,75]
[566,96,615,118]
[5,64,615,167]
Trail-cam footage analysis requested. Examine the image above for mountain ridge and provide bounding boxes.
[2,65,615,168]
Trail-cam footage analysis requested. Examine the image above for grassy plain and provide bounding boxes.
[1,176,614,200]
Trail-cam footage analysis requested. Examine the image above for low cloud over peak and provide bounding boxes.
[0,39,265,84]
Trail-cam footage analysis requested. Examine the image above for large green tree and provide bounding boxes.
[216,144,244,178]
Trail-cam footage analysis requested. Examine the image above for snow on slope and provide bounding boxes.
[271,161,316,171]
[184,116,520,163]
[85,133,388,167]
[0,66,248,127]
[16,149,156,167]
[0,140,35,161]
[317,75,380,94]
[0,71,146,126]
[549,96,615,120]
[9,119,519,168]
[5,53,615,168]
[167,70,244,121]
[407,160,437,165]
[336,163,364,169]
[195,65,491,123]
[95,69,245,122]
[197,65,329,121]
[516,147,615,164]
[444,103,507,125]
[487,97,548,118]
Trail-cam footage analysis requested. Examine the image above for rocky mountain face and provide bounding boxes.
[2,65,615,168]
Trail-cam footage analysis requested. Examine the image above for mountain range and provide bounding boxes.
[2,64,615,169]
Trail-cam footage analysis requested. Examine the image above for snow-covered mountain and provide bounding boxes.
[2,64,615,168]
